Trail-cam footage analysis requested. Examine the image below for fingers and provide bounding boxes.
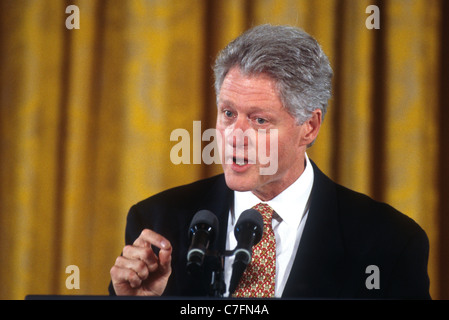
[133,229,172,276]
[115,254,150,280]
[110,260,145,289]
[122,245,158,273]
[158,244,172,275]
[110,229,173,295]
[112,244,154,290]
[133,229,171,251]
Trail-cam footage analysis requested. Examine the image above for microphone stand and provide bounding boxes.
[207,250,240,298]
[208,253,226,298]
[189,249,247,298]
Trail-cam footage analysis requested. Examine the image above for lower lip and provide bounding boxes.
[230,161,251,173]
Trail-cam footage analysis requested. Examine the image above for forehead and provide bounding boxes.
[218,67,282,110]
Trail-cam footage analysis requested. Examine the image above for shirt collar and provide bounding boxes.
[233,153,314,228]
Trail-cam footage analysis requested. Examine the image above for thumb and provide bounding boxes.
[158,241,172,275]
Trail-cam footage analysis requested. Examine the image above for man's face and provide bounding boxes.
[216,67,311,201]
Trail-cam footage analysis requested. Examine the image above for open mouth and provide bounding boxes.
[229,156,252,173]
[233,157,248,166]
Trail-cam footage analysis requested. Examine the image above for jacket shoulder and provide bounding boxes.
[334,184,430,299]
[124,174,227,244]
[133,174,226,213]
[311,160,423,236]
[334,183,426,239]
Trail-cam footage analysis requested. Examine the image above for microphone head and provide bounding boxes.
[234,208,264,245]
[189,210,219,244]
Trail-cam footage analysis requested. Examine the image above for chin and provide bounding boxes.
[223,170,256,192]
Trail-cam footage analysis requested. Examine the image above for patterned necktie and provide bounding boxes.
[233,203,276,297]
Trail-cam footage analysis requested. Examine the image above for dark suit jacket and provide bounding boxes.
[109,161,430,299]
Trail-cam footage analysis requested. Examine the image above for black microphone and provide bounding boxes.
[228,209,264,295]
[186,210,219,274]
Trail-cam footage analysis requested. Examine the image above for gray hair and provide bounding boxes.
[213,24,333,126]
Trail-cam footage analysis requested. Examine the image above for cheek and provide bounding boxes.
[276,132,300,162]
[215,128,226,158]
[264,129,293,157]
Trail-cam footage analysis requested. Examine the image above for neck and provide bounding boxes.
[251,155,307,201]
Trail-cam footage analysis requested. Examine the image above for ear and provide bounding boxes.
[300,109,322,146]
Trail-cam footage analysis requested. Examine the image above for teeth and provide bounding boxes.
[234,158,247,166]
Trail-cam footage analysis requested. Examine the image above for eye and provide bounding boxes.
[224,110,234,118]
[256,118,267,125]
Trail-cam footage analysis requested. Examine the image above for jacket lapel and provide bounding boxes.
[199,174,233,254]
[282,161,346,298]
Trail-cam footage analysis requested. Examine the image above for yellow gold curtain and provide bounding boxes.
[0,0,447,299]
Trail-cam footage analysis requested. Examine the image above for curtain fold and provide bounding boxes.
[0,0,447,299]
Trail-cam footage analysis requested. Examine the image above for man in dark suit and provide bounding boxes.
[109,25,430,299]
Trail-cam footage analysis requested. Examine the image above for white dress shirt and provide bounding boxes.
[223,153,314,297]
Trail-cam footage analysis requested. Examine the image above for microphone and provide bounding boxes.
[228,209,264,295]
[186,210,219,274]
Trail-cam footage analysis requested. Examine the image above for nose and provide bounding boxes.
[226,116,250,148]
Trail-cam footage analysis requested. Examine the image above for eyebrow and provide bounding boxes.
[217,99,236,109]
[217,100,273,114]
